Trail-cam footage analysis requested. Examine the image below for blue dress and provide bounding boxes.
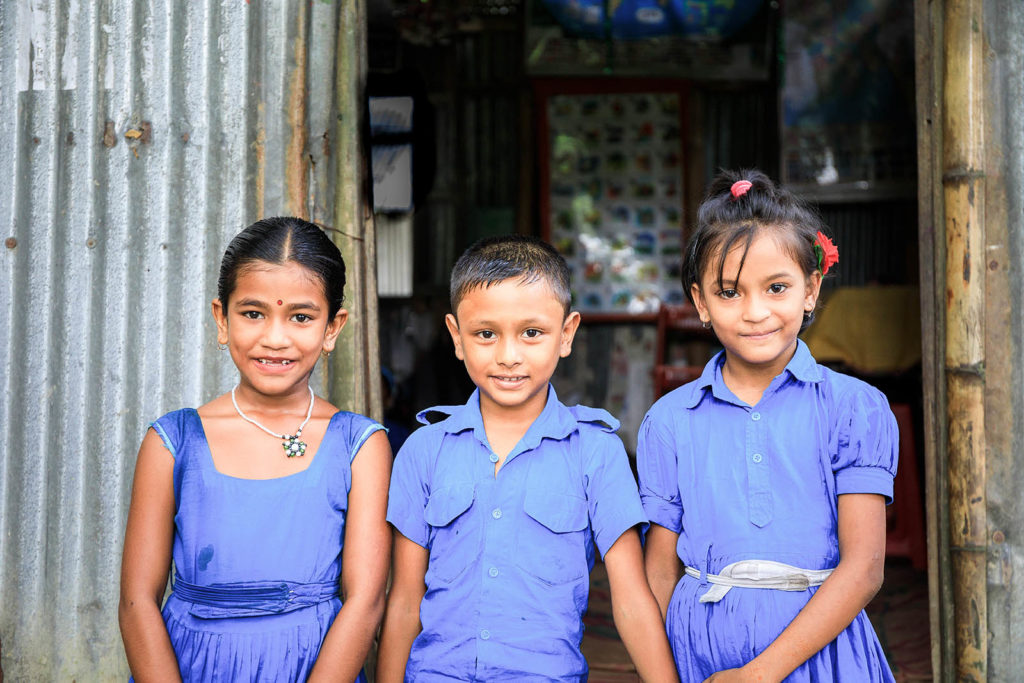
[637,342,898,682]
[149,408,383,683]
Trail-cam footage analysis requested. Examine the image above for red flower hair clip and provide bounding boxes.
[814,231,839,275]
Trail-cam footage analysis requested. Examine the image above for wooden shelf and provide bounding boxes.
[787,179,917,205]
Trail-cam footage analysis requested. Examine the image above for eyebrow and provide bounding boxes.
[234,298,322,311]
[719,272,795,286]
[466,317,548,327]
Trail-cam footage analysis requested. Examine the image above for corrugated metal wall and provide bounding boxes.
[377,214,414,297]
[0,1,366,678]
[970,1,1019,679]
[979,0,1024,677]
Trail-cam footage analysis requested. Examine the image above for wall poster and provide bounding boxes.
[536,79,687,320]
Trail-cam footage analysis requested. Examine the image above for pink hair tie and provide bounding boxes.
[730,180,753,199]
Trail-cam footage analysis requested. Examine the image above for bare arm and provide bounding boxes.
[119,428,181,682]
[376,532,429,683]
[309,430,393,682]
[643,523,683,621]
[605,528,680,683]
[706,494,887,683]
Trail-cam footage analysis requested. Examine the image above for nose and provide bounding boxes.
[260,316,290,348]
[496,336,522,367]
[742,293,770,323]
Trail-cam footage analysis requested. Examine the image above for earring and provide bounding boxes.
[701,320,712,329]
[218,343,228,351]
[322,349,331,359]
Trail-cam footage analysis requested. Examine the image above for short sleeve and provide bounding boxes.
[150,409,189,459]
[149,409,197,510]
[582,429,648,559]
[830,385,899,503]
[386,427,433,548]
[636,410,683,534]
[344,413,386,463]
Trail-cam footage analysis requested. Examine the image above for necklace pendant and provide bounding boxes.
[232,385,315,459]
[282,434,307,457]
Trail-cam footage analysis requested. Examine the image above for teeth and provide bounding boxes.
[258,359,291,365]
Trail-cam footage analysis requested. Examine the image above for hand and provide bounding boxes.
[703,665,773,683]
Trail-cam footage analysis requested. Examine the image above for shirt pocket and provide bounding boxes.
[424,482,480,583]
[515,488,589,586]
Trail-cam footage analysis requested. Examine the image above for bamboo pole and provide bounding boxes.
[331,0,382,422]
[285,0,310,220]
[941,0,987,679]
[913,0,953,676]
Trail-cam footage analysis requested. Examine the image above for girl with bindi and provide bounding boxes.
[119,217,392,682]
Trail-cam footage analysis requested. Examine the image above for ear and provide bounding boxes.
[444,313,464,361]
[321,308,348,354]
[212,298,229,345]
[690,283,711,325]
[558,311,582,358]
[804,270,823,313]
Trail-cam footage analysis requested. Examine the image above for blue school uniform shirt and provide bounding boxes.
[387,385,647,682]
[638,338,898,581]
[637,340,899,680]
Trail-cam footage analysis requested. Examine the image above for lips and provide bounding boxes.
[492,375,527,387]
[253,357,297,373]
[740,329,778,340]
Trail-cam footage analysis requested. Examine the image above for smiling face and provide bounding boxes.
[446,277,580,421]
[212,260,346,400]
[691,231,821,383]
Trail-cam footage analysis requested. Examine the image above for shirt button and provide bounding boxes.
[492,508,502,519]
[489,453,499,463]
[752,453,763,463]
[751,412,761,421]
[480,629,491,640]
[488,566,499,578]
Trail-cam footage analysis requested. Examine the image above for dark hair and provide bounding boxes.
[217,217,346,318]
[682,169,829,330]
[450,234,571,317]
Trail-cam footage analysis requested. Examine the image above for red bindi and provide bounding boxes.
[277,300,283,306]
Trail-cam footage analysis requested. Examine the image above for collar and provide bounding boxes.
[416,384,612,453]
[679,339,822,409]
[416,390,485,433]
[786,339,824,383]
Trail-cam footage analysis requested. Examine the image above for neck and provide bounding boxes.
[721,343,798,405]
[234,380,314,416]
[478,386,548,445]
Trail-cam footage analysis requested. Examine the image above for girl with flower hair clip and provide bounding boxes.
[639,169,897,682]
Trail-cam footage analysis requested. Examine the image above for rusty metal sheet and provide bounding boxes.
[980,1,1024,678]
[0,0,359,678]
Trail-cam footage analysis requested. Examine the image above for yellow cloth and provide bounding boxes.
[802,286,921,374]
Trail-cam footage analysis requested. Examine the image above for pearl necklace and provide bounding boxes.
[231,386,315,457]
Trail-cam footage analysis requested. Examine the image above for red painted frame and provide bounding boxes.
[533,77,689,324]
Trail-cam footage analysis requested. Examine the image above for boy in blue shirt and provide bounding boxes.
[378,235,678,682]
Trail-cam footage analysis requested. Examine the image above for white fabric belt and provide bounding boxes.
[684,560,834,604]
